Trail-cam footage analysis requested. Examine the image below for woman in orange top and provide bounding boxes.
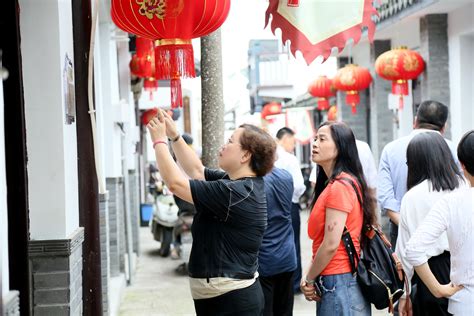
[301,122,377,315]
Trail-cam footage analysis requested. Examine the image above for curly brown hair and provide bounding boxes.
[238,124,276,176]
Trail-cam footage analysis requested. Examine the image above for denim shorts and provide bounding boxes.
[316,272,371,316]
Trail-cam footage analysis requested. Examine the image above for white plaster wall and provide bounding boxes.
[448,3,474,144]
[99,23,123,178]
[20,0,79,239]
[1,74,10,295]
[376,18,421,50]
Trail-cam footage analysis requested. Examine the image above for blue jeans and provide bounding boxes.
[316,273,371,316]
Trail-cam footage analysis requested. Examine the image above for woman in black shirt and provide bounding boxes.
[147,109,276,315]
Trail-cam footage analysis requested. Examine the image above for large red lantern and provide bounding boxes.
[375,47,425,109]
[334,64,372,114]
[308,76,336,111]
[111,0,231,108]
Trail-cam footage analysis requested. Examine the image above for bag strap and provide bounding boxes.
[336,177,363,275]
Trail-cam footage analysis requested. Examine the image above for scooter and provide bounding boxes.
[150,193,179,257]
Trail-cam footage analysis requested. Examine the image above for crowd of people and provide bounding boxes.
[146,100,473,316]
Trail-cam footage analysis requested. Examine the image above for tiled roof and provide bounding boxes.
[376,0,422,23]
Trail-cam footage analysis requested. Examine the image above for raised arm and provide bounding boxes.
[160,109,205,180]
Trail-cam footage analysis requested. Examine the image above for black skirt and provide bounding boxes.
[412,251,451,316]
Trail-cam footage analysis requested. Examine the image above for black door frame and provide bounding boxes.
[0,0,31,313]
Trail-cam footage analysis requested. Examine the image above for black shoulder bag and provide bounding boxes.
[339,178,408,313]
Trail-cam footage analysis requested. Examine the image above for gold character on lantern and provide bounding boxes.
[403,54,420,72]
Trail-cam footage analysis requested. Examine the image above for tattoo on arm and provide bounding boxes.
[328,221,337,232]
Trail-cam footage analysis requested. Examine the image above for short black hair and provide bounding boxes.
[458,130,474,175]
[276,127,295,140]
[406,132,462,192]
[416,100,449,131]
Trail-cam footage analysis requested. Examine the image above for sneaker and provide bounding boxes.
[170,248,181,260]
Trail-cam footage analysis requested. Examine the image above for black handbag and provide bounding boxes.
[338,177,408,313]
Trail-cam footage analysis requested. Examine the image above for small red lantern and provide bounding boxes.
[130,37,155,78]
[261,102,282,121]
[143,78,159,100]
[327,105,338,121]
[141,108,158,125]
[112,0,231,108]
[375,47,425,110]
[308,76,336,111]
[333,64,372,114]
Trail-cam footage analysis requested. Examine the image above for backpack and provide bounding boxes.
[339,177,408,313]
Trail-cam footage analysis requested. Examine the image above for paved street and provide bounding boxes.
[119,210,389,316]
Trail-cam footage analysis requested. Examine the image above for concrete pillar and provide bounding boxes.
[19,0,84,313]
[369,40,394,162]
[420,14,451,137]
[1,56,20,316]
[201,30,225,168]
[107,178,122,277]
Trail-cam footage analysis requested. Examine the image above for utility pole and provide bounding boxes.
[200,30,225,168]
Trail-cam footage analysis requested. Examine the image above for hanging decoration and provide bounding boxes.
[143,78,159,100]
[308,76,336,111]
[141,108,158,125]
[333,64,372,115]
[327,105,338,121]
[261,102,282,121]
[375,47,425,110]
[265,0,378,64]
[111,0,231,108]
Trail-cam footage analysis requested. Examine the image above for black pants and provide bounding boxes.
[260,271,295,316]
[412,251,451,316]
[291,203,302,293]
[390,221,399,250]
[194,280,265,316]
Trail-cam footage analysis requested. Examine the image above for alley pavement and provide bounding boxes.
[119,210,389,316]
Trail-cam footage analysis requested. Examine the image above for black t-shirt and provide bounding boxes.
[188,168,267,279]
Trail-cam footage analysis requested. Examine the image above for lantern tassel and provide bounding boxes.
[155,44,196,79]
[352,106,357,114]
[287,0,299,6]
[399,95,404,110]
[171,78,183,109]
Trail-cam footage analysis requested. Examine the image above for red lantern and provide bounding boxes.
[327,105,338,121]
[333,64,372,114]
[308,76,336,111]
[130,37,155,78]
[141,108,158,125]
[261,102,282,120]
[375,47,425,110]
[111,0,231,108]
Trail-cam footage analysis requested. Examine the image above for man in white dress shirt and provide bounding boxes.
[274,127,306,293]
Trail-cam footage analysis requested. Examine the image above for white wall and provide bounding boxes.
[0,72,10,295]
[99,23,123,178]
[448,3,474,144]
[20,0,79,239]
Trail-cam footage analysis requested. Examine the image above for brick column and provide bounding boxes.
[106,178,121,277]
[369,40,394,162]
[29,228,84,315]
[420,14,451,137]
[129,170,140,255]
[99,192,110,315]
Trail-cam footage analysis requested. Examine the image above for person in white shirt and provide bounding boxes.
[309,139,377,190]
[274,127,306,293]
[405,130,474,316]
[395,132,464,316]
